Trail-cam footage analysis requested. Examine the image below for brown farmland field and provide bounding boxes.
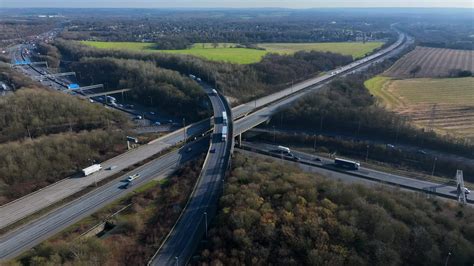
[366,77,474,140]
[385,46,474,78]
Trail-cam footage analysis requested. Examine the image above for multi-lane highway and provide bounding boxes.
[1,29,408,230]
[0,140,208,260]
[0,119,211,229]
[0,29,409,261]
[238,141,474,204]
[150,86,233,265]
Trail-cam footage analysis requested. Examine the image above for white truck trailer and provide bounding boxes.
[82,164,102,176]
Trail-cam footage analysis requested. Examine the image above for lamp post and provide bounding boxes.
[273,126,276,143]
[204,211,208,238]
[365,145,369,162]
[431,157,438,176]
[444,252,451,266]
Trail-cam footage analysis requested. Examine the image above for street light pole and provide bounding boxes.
[431,157,438,176]
[365,145,369,162]
[313,134,317,151]
[444,252,451,266]
[273,126,276,143]
[183,118,186,142]
[204,211,208,238]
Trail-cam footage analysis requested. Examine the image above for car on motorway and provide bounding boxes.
[313,157,322,162]
[210,148,216,153]
[126,173,140,182]
[465,188,471,194]
[154,121,161,126]
[135,115,143,120]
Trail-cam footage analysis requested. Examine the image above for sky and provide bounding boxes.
[2,0,473,8]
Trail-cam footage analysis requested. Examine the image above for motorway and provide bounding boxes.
[150,86,233,265]
[238,141,474,204]
[0,119,211,229]
[1,28,408,229]
[0,140,208,260]
[0,29,408,261]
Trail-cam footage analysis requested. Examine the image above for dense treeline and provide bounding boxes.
[0,88,129,143]
[0,130,125,204]
[399,22,473,50]
[59,10,392,44]
[56,39,351,102]
[253,131,474,181]
[0,63,41,90]
[197,154,474,265]
[0,86,129,203]
[273,72,474,158]
[254,51,351,85]
[70,57,209,121]
[31,42,62,68]
[15,157,203,265]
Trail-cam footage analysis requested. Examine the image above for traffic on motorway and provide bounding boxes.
[238,141,473,204]
[1,28,412,262]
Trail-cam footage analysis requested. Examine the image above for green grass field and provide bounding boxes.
[81,41,383,64]
[365,76,474,139]
[364,76,401,109]
[259,42,384,59]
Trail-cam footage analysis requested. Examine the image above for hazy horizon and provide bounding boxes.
[2,0,473,9]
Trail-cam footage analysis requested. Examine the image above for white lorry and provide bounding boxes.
[82,164,102,176]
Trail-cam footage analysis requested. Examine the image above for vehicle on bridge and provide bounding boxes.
[222,111,228,125]
[221,126,228,141]
[334,158,360,170]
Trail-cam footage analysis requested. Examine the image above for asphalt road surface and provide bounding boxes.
[150,84,232,265]
[0,118,211,229]
[2,29,407,229]
[239,141,474,204]
[0,140,208,261]
[1,29,408,261]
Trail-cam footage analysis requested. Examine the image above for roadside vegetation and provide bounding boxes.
[0,88,129,204]
[196,153,474,265]
[13,157,203,265]
[256,57,474,183]
[81,41,383,64]
[259,42,383,59]
[69,57,210,121]
[56,39,352,103]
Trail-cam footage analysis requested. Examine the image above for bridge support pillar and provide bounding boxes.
[456,170,466,205]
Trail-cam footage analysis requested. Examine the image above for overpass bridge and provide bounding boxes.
[0,30,414,262]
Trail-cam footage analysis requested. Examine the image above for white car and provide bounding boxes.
[465,188,471,194]
[126,174,140,182]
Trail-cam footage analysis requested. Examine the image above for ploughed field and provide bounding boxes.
[80,41,383,64]
[385,46,474,78]
[365,76,474,140]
